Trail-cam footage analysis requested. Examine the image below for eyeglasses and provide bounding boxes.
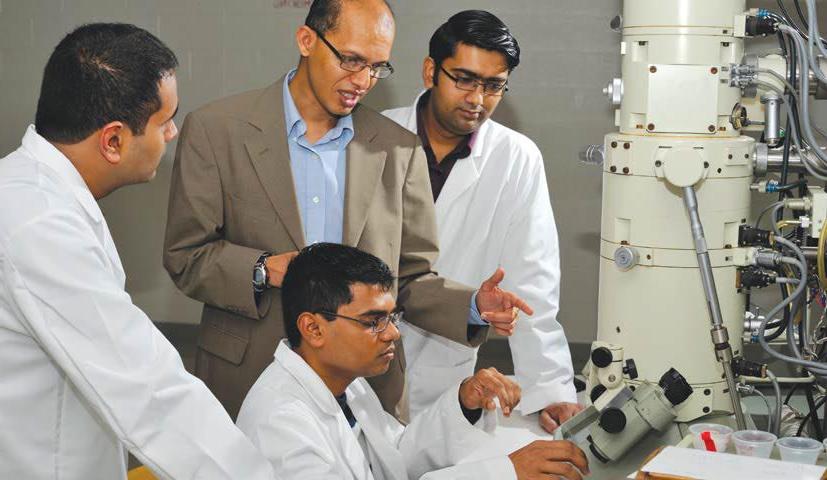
[440,66,509,96]
[317,309,404,334]
[309,26,394,79]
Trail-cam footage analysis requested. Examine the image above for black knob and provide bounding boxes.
[590,384,608,404]
[591,347,613,368]
[658,368,693,406]
[623,359,638,380]
[599,407,627,434]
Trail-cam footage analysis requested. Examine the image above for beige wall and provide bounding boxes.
[2,1,824,343]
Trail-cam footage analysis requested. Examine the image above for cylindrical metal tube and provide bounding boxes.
[762,93,782,146]
[723,358,748,430]
[765,151,805,173]
[683,186,747,430]
[683,187,724,327]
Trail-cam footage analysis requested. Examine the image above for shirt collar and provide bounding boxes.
[274,339,344,418]
[22,125,90,193]
[415,90,477,156]
[283,69,354,146]
[21,125,104,223]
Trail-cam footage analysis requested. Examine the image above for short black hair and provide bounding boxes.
[282,243,395,347]
[304,0,393,34]
[35,23,178,144]
[429,10,520,82]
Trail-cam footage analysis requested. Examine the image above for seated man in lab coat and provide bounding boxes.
[383,10,582,433]
[0,24,275,479]
[236,242,590,480]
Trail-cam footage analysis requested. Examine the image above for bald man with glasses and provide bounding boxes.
[164,0,531,422]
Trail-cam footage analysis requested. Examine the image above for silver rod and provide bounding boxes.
[683,187,724,327]
[682,186,747,430]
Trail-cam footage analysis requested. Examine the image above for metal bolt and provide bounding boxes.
[610,166,617,173]
[608,374,617,382]
[711,67,719,74]
[649,66,657,73]
[622,167,630,174]
[728,154,733,159]
[708,125,716,132]
[704,389,711,396]
[703,406,711,413]
[647,123,655,131]
[655,160,662,167]
[623,142,630,150]
[611,141,618,148]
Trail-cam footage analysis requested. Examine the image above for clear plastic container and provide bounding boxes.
[732,430,776,458]
[688,423,733,452]
[776,436,822,464]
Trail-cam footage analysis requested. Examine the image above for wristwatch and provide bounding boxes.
[253,252,271,293]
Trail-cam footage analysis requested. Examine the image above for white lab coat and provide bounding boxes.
[0,126,275,480]
[236,340,517,480]
[383,94,576,417]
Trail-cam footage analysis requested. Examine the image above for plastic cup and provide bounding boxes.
[689,423,733,452]
[777,436,822,464]
[733,430,777,458]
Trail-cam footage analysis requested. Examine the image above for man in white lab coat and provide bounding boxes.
[383,10,581,433]
[0,24,275,479]
[236,242,590,480]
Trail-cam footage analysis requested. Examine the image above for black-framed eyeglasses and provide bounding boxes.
[440,66,509,96]
[317,309,403,334]
[308,26,394,79]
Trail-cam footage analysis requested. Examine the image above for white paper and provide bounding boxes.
[639,446,826,480]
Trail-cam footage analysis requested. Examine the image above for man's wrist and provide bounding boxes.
[252,252,271,293]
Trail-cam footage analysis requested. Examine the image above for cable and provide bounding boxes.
[756,69,800,101]
[767,369,783,436]
[756,201,785,228]
[818,218,827,288]
[796,393,826,437]
[754,389,775,434]
[757,238,827,376]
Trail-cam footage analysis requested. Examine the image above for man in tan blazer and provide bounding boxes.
[163,0,532,420]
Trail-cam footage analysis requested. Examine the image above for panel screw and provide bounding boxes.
[623,142,630,149]
[611,141,618,148]
[647,123,655,131]
[610,166,617,173]
[649,66,657,73]
[655,160,662,167]
[708,125,716,132]
[711,67,718,74]
[622,167,630,174]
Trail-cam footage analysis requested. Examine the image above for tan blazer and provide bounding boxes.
[163,78,487,420]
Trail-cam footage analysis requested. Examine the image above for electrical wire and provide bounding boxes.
[767,369,783,436]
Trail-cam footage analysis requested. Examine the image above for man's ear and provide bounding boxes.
[297,312,326,348]
[423,57,436,89]
[296,25,317,58]
[98,121,127,166]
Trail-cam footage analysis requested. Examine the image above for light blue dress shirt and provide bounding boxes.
[283,69,353,246]
[282,70,485,326]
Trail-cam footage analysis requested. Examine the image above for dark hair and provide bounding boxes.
[35,23,178,144]
[282,243,395,347]
[429,10,520,83]
[304,0,393,35]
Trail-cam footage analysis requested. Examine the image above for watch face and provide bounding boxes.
[253,266,266,286]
